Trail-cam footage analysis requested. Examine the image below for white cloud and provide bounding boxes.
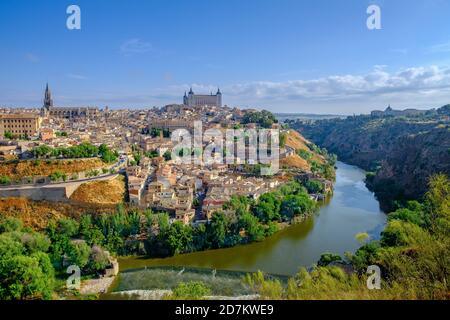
[120,39,153,55]
[11,65,448,114]
[160,65,450,113]
[213,65,450,101]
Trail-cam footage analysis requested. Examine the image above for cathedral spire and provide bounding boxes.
[43,82,53,109]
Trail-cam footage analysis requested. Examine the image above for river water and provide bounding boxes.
[117,162,386,277]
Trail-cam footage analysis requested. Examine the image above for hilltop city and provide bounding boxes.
[0,84,334,227]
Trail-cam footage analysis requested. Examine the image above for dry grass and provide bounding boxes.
[285,130,326,165]
[285,130,310,151]
[280,154,310,171]
[70,176,125,205]
[0,158,104,180]
[0,197,120,230]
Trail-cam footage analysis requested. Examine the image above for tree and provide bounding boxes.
[281,194,315,220]
[0,253,55,300]
[238,212,265,242]
[317,253,343,267]
[4,131,13,140]
[242,110,278,128]
[163,150,172,161]
[208,212,229,248]
[165,221,193,255]
[305,180,324,194]
[88,246,110,272]
[67,240,91,269]
[192,224,208,250]
[253,193,281,222]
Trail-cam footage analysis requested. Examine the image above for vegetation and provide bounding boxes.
[0,175,11,185]
[145,180,315,257]
[55,131,68,137]
[242,110,278,129]
[168,281,211,300]
[244,174,450,300]
[4,131,13,140]
[32,143,118,164]
[0,158,105,181]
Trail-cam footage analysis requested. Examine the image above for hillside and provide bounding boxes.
[70,176,126,205]
[280,130,335,180]
[0,158,104,180]
[0,197,122,230]
[293,106,450,210]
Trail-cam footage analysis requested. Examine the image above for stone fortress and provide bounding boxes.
[183,87,222,108]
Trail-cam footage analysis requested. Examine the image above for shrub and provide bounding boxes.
[170,281,211,300]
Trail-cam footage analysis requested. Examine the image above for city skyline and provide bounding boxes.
[1,0,450,114]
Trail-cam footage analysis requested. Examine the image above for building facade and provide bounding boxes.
[0,113,42,138]
[183,88,222,108]
[41,83,99,118]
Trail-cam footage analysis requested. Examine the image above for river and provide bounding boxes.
[116,162,386,278]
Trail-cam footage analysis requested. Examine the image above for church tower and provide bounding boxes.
[216,88,222,107]
[43,83,53,110]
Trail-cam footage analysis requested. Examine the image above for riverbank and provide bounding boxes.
[108,162,386,296]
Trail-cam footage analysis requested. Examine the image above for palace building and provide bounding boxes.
[183,88,222,108]
[41,83,99,118]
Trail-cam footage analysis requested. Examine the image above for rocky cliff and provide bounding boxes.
[291,106,450,211]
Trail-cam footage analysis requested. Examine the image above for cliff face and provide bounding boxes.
[292,109,450,210]
[371,128,450,207]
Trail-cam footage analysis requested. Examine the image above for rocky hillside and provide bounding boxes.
[291,105,450,210]
[280,130,336,180]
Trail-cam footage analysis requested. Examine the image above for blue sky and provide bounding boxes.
[1,0,450,114]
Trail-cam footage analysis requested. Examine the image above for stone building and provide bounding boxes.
[0,113,42,138]
[41,83,99,119]
[183,88,222,108]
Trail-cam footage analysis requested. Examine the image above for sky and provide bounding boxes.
[1,0,450,114]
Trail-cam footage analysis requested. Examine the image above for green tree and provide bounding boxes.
[281,194,315,220]
[67,241,91,269]
[0,254,54,300]
[208,212,229,248]
[4,131,14,140]
[238,212,265,242]
[165,221,193,255]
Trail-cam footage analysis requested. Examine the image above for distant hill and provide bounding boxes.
[275,113,346,122]
[292,105,450,211]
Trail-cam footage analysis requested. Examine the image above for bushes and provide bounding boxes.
[305,180,324,194]
[169,281,211,300]
[242,110,278,129]
[32,143,118,164]
[49,171,67,182]
[0,175,11,185]
[318,253,343,267]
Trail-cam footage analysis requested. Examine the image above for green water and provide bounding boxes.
[117,162,386,278]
